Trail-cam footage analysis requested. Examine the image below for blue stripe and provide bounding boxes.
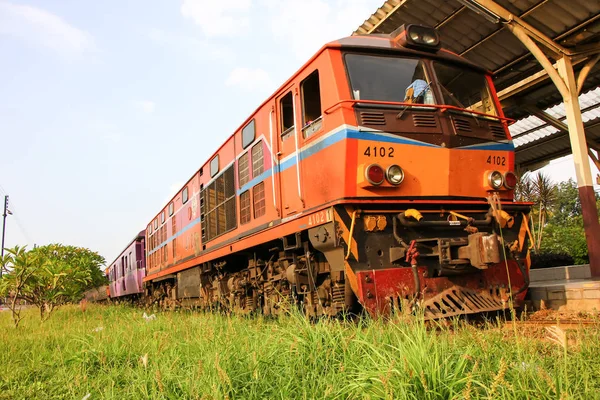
[149,127,515,255]
[462,142,515,151]
[149,216,201,255]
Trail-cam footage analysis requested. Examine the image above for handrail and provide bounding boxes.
[269,108,279,215]
[293,91,304,207]
[323,99,514,123]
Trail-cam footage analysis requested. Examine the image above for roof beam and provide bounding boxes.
[577,55,600,95]
[461,0,571,57]
[522,105,568,132]
[505,23,569,98]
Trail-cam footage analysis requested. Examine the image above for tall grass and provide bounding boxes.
[1,305,599,399]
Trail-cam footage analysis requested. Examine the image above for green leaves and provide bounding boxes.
[517,175,600,264]
[0,244,107,325]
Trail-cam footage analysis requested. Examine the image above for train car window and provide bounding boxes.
[240,191,251,224]
[301,71,322,138]
[242,119,255,149]
[182,186,189,204]
[280,92,294,138]
[253,182,266,218]
[161,211,165,224]
[169,202,174,216]
[251,141,264,177]
[432,62,498,116]
[154,219,158,230]
[203,165,237,241]
[129,252,132,270]
[345,54,432,104]
[210,155,219,177]
[238,152,250,188]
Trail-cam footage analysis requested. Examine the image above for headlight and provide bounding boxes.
[365,164,385,185]
[488,171,504,189]
[422,32,437,45]
[504,171,517,189]
[386,165,404,185]
[409,31,421,42]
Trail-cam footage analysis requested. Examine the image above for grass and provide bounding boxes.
[1,305,599,399]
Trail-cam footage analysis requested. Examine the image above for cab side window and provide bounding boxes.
[301,70,322,138]
[280,91,294,139]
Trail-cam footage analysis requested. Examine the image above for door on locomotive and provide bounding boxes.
[275,86,304,217]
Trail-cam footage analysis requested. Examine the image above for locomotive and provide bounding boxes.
[104,25,531,319]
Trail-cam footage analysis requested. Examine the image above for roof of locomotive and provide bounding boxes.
[107,230,145,270]
[147,33,490,225]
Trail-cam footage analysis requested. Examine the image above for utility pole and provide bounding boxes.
[1,195,8,278]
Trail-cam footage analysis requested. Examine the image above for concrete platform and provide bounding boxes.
[527,265,600,312]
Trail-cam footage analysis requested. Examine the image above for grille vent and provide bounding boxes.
[412,113,437,128]
[452,117,472,132]
[360,111,386,125]
[489,124,507,140]
[422,287,507,319]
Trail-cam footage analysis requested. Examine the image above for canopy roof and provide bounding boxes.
[354,0,600,168]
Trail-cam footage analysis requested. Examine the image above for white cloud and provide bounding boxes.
[88,120,121,143]
[0,2,92,54]
[180,0,252,37]
[225,67,273,91]
[148,29,234,63]
[134,100,156,114]
[263,0,374,61]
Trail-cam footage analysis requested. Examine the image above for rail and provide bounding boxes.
[323,99,515,123]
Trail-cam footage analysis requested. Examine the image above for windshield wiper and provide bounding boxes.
[438,83,481,127]
[397,82,433,120]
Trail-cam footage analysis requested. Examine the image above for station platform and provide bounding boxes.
[527,265,600,312]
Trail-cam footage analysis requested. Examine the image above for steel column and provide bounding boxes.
[556,56,600,276]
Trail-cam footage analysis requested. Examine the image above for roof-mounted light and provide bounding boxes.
[391,24,441,51]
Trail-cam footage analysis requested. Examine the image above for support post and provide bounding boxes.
[556,56,600,276]
[1,195,8,278]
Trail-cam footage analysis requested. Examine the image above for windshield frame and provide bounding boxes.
[343,52,437,105]
[342,51,501,119]
[431,60,499,117]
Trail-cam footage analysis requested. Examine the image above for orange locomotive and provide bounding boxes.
[143,25,531,318]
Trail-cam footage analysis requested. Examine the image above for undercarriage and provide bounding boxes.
[146,202,531,319]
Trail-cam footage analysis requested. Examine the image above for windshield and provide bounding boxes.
[345,54,434,105]
[344,54,498,116]
[433,61,498,116]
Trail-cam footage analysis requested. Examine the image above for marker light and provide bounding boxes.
[390,24,441,51]
[504,171,517,189]
[488,171,504,189]
[366,164,385,185]
[386,165,405,185]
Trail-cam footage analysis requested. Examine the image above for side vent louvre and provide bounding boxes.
[489,124,507,140]
[412,113,437,128]
[453,117,472,132]
[360,111,386,126]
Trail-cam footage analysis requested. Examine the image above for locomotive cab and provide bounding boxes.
[304,25,532,317]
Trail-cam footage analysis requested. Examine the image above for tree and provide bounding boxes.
[514,172,557,251]
[0,244,106,325]
[0,246,39,328]
[539,179,600,264]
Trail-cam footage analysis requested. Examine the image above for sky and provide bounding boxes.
[0,1,598,266]
[0,0,383,263]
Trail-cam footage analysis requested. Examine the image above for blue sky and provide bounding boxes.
[0,0,383,263]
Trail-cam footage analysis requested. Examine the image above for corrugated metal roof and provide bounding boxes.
[510,88,600,167]
[355,0,600,168]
